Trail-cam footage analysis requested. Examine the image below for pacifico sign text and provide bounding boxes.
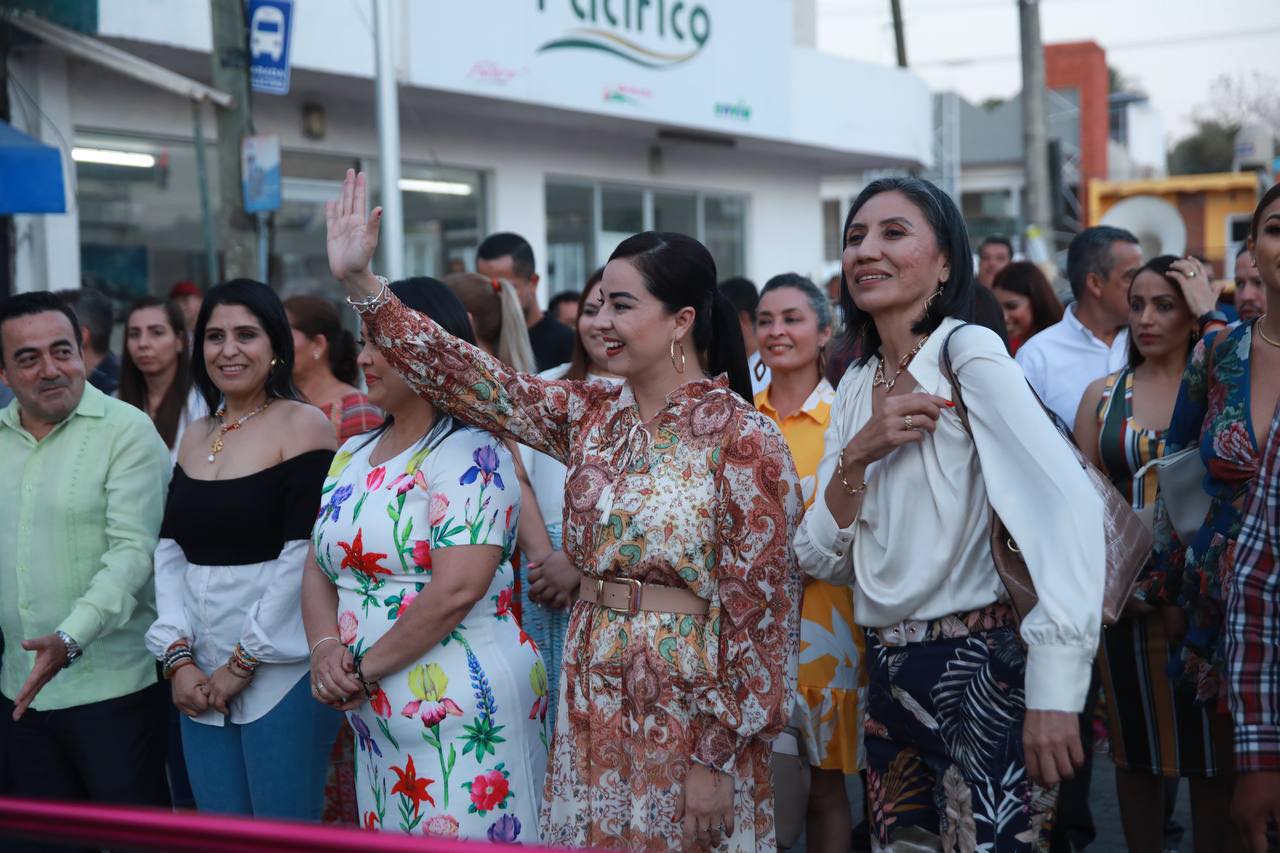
[535,0,711,69]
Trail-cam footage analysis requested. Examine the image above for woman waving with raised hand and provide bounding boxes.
[325,169,801,851]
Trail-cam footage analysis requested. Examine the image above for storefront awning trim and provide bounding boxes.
[1,10,234,109]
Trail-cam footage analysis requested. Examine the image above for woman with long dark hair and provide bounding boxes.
[301,278,546,841]
[145,279,340,819]
[326,169,800,850]
[991,261,1064,354]
[118,297,205,459]
[1072,255,1230,852]
[795,177,1104,850]
[285,295,381,442]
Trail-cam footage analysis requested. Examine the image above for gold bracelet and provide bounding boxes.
[837,450,867,496]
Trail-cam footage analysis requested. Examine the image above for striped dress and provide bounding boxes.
[1094,368,1224,777]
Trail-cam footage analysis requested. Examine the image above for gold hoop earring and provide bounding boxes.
[270,356,281,368]
[925,286,945,311]
[669,337,686,374]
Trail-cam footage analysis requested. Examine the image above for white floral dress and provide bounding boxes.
[312,424,548,842]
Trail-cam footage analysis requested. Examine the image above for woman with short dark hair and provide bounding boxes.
[326,169,801,850]
[796,176,1104,850]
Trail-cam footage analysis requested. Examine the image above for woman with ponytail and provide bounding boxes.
[443,273,537,373]
[327,169,801,851]
[284,295,382,443]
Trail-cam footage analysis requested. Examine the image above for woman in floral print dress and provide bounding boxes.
[302,279,547,843]
[325,170,802,851]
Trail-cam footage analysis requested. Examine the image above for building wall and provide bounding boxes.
[1045,41,1109,215]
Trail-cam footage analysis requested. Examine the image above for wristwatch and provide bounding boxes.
[55,630,83,667]
[1198,309,1228,330]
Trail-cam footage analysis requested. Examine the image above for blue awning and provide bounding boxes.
[0,119,66,214]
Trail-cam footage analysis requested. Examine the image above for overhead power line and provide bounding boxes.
[913,25,1280,67]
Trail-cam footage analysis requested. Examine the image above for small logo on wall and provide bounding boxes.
[535,1,711,70]
[714,100,751,122]
[467,61,527,84]
[604,84,653,106]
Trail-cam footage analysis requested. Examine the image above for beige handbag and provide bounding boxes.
[771,726,811,849]
[941,327,1153,626]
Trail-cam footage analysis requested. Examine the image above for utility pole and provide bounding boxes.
[208,0,258,282]
[1018,0,1053,250]
[890,0,908,68]
[373,0,404,280]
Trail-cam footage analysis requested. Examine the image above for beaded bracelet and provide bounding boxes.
[227,643,259,679]
[162,648,194,680]
[351,653,377,699]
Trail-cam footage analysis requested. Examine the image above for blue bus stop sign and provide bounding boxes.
[248,0,294,95]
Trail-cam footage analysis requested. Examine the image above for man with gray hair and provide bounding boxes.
[1014,225,1143,425]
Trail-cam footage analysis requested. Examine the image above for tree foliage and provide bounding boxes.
[1168,119,1239,175]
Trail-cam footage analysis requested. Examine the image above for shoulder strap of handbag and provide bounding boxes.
[939,324,1086,472]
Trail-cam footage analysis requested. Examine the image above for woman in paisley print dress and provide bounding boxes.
[301,278,546,842]
[325,170,802,851]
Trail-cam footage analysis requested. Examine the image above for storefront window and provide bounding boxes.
[546,182,595,295]
[400,165,487,278]
[76,134,486,307]
[543,180,747,293]
[76,132,218,301]
[703,195,745,279]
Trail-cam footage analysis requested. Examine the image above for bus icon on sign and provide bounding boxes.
[250,5,286,62]
[248,0,293,95]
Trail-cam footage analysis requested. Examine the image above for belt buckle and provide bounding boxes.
[602,577,643,616]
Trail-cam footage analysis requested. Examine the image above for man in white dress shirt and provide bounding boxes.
[1015,226,1142,426]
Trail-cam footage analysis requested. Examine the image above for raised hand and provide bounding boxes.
[325,168,383,285]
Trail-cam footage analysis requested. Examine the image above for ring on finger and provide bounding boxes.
[904,414,915,430]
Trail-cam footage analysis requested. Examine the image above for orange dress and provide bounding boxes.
[757,380,866,772]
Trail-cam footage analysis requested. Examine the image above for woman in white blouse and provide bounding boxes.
[795,177,1104,851]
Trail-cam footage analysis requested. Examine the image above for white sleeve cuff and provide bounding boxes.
[1024,643,1095,712]
[798,494,857,585]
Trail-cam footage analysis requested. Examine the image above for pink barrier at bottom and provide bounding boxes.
[0,797,570,852]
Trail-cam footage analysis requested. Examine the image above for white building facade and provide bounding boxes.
[9,0,932,303]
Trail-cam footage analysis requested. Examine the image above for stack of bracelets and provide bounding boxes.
[228,643,259,679]
[162,640,194,680]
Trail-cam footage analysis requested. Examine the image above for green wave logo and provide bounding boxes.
[538,28,701,69]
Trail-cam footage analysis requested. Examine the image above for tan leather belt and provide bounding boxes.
[579,575,709,616]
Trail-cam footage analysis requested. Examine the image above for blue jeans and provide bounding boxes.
[180,674,341,820]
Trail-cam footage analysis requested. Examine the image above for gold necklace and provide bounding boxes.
[208,399,273,463]
[1257,316,1280,348]
[872,334,931,392]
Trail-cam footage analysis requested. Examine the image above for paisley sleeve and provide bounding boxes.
[689,410,803,773]
[363,295,590,462]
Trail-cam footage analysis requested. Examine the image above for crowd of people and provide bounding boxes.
[0,169,1276,853]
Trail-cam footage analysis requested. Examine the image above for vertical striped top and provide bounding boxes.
[1097,368,1166,512]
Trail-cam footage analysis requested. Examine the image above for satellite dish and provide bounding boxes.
[1099,195,1186,259]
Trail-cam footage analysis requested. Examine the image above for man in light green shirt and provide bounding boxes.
[0,291,172,813]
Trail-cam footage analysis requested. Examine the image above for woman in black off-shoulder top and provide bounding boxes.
[144,280,340,820]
